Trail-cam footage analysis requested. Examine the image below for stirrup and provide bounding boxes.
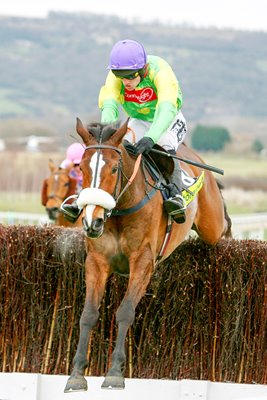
[61,204,82,223]
[164,195,186,224]
[60,195,81,223]
[172,211,186,224]
[164,194,186,213]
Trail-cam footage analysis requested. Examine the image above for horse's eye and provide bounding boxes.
[111,166,118,174]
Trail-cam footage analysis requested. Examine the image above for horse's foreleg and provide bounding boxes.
[102,247,154,389]
[64,254,109,393]
[101,299,134,389]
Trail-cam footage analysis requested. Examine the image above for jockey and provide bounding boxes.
[60,142,84,192]
[99,39,187,223]
[60,142,84,221]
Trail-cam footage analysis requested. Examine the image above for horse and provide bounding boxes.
[41,159,81,227]
[64,118,232,392]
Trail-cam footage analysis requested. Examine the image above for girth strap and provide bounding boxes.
[111,186,158,217]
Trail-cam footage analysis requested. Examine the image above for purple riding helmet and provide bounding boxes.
[108,39,147,79]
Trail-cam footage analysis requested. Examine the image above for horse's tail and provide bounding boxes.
[216,179,232,238]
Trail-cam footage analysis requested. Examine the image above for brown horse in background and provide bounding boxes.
[64,118,232,392]
[41,159,81,227]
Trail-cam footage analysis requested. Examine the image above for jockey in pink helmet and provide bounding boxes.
[60,142,84,191]
[60,142,84,168]
[60,142,85,222]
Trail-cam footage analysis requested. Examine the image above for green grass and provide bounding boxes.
[0,189,265,217]
[198,152,267,215]
[0,192,45,214]
[200,152,267,178]
[223,189,267,215]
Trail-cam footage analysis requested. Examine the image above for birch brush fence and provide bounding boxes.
[0,224,266,383]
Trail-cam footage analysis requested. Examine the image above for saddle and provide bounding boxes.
[123,141,204,204]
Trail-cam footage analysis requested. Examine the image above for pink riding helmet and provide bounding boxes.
[60,142,84,168]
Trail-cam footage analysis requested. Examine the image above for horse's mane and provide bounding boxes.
[87,121,121,143]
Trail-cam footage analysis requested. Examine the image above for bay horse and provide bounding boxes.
[41,159,81,227]
[64,118,232,392]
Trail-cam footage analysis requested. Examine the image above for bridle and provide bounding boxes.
[47,170,70,202]
[84,144,142,205]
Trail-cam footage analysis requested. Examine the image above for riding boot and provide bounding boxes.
[164,156,186,223]
[61,200,82,223]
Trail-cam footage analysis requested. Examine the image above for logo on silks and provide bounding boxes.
[124,87,157,103]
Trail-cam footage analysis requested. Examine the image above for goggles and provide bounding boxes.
[112,70,140,80]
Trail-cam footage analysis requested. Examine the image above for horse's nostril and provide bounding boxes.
[82,217,104,239]
[46,207,58,219]
[92,218,104,231]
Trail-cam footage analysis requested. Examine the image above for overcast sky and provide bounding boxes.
[0,0,266,32]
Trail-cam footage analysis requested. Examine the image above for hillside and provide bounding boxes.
[0,12,266,145]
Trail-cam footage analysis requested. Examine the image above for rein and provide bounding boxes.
[48,193,67,200]
[48,170,70,201]
[84,144,158,217]
[114,153,142,202]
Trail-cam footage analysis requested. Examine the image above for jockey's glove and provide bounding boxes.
[134,137,154,154]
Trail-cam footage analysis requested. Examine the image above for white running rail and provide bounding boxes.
[231,213,267,240]
[0,211,266,240]
[0,211,50,225]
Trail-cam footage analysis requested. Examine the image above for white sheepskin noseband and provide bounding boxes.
[76,188,116,210]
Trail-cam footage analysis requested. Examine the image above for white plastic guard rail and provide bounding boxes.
[0,211,266,240]
[0,211,50,225]
[0,373,267,400]
[231,213,267,240]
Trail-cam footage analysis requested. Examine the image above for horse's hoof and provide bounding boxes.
[64,375,88,393]
[101,375,125,390]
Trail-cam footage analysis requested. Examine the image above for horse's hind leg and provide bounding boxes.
[222,201,232,238]
[195,175,231,244]
[102,245,154,389]
[64,253,109,393]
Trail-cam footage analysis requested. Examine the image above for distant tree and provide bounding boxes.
[251,139,264,154]
[191,125,231,152]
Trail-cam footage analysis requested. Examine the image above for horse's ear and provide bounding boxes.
[49,158,56,172]
[76,117,92,146]
[110,119,129,146]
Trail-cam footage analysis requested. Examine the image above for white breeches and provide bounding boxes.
[124,110,187,152]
